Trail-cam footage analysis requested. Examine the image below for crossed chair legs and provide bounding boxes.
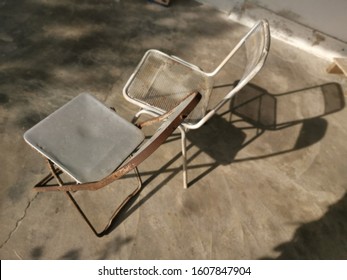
[34,158,143,237]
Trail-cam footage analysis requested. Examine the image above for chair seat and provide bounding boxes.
[124,49,213,125]
[24,93,145,183]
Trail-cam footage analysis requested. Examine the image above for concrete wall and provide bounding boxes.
[197,0,347,59]
[250,0,347,43]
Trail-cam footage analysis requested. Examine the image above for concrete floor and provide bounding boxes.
[1,0,347,260]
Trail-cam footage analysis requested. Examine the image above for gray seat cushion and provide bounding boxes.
[24,93,144,183]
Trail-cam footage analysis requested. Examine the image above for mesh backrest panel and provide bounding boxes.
[242,21,268,81]
[126,51,213,125]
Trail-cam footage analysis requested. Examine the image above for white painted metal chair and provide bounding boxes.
[123,19,271,188]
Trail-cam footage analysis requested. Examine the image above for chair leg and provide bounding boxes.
[97,166,142,235]
[178,125,188,189]
[65,166,142,237]
[34,160,143,237]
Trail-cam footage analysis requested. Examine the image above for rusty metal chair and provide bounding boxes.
[24,92,201,237]
[123,20,270,188]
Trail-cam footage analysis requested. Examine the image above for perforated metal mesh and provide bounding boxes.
[126,50,213,125]
[242,22,268,81]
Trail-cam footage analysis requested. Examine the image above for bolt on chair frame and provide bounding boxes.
[24,92,201,237]
[123,20,271,188]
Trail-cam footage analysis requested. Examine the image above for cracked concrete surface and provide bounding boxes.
[1,0,347,259]
[0,193,38,252]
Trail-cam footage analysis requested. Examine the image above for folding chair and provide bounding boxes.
[24,92,201,237]
[123,19,271,188]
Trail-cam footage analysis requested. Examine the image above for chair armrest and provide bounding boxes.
[136,110,172,128]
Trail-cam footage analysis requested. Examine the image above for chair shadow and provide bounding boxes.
[186,81,344,182]
[230,81,345,130]
[104,82,345,235]
[261,192,347,259]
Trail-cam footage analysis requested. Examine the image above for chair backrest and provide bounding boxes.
[227,20,270,98]
[191,20,270,129]
[216,19,270,101]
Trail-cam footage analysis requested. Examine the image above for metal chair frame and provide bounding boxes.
[123,20,271,188]
[25,92,201,237]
